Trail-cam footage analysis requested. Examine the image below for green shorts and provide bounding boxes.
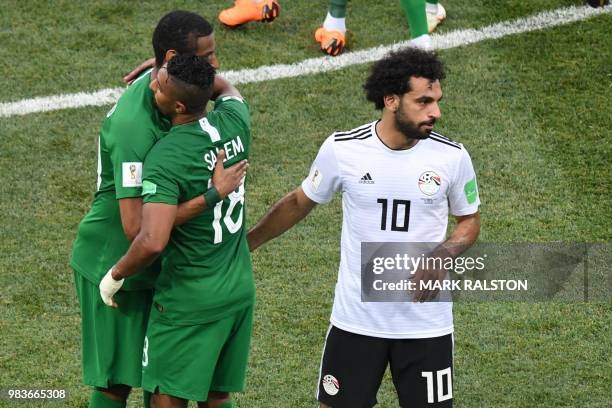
[73,269,153,388]
[142,305,253,401]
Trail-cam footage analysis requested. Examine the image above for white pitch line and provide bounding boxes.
[1,4,609,118]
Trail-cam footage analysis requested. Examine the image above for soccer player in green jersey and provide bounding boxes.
[99,55,253,408]
[71,11,247,408]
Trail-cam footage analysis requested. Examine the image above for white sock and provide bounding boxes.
[323,13,346,33]
[426,3,438,14]
[410,34,433,50]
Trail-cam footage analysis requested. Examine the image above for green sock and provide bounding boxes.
[426,0,438,4]
[89,389,126,408]
[328,0,348,18]
[143,390,152,408]
[215,402,233,408]
[399,0,428,39]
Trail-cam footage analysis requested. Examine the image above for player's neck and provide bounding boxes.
[172,111,207,126]
[377,116,419,150]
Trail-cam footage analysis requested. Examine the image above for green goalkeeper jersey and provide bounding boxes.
[71,70,170,290]
[142,96,254,325]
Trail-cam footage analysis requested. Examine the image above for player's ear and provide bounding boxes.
[164,49,177,64]
[383,95,400,112]
[175,101,187,115]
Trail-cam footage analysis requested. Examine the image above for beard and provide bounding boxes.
[394,108,435,140]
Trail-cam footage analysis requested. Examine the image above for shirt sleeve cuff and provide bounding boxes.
[143,194,178,205]
[450,205,480,217]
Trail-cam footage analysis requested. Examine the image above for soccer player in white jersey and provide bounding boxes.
[248,47,480,407]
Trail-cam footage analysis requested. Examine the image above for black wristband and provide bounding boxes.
[204,186,222,207]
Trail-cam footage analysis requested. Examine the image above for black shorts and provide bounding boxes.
[316,326,453,408]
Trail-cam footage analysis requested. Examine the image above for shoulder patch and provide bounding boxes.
[308,165,323,192]
[464,177,478,204]
[122,162,143,187]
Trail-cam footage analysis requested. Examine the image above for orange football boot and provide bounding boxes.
[315,27,346,56]
[219,0,280,27]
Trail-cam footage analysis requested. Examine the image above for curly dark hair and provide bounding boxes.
[364,47,445,110]
[166,54,216,114]
[152,10,213,67]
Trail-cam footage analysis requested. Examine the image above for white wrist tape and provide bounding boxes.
[99,267,125,306]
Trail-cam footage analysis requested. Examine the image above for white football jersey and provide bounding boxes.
[301,121,480,339]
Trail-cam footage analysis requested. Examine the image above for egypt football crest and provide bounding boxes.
[322,374,340,396]
[418,171,441,195]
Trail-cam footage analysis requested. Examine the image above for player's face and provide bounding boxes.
[150,67,177,118]
[395,77,442,140]
[194,33,219,69]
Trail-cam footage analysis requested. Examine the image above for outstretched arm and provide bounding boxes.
[247,187,318,252]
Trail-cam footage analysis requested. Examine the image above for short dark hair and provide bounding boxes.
[166,54,216,114]
[152,10,213,67]
[364,47,445,110]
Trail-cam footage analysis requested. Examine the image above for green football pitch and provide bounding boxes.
[0,1,610,406]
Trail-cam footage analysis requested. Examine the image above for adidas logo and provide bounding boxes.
[359,172,375,184]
